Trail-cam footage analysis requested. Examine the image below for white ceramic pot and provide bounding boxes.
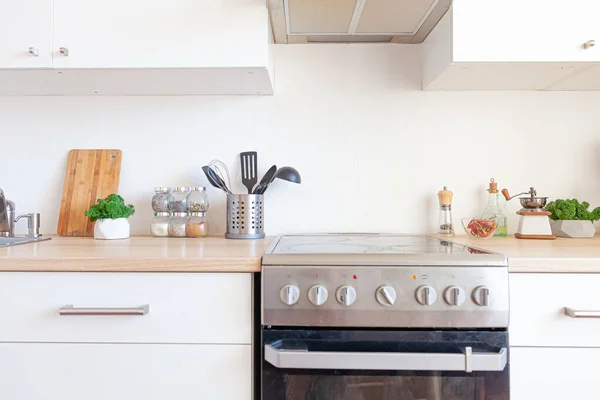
[550,220,596,238]
[94,218,130,240]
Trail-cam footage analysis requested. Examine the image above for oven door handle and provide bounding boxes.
[264,345,507,373]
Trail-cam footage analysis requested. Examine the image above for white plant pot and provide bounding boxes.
[550,220,596,238]
[94,218,130,240]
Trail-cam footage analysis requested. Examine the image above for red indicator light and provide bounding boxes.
[353,275,357,280]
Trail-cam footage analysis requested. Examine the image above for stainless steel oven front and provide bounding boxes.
[260,235,510,400]
[261,328,509,400]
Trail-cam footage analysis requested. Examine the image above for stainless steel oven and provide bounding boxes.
[261,328,508,399]
[260,235,510,400]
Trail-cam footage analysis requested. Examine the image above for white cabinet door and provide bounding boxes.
[0,0,53,68]
[52,0,269,69]
[0,272,251,344]
[0,343,251,400]
[510,274,600,347]
[453,0,600,62]
[511,347,600,400]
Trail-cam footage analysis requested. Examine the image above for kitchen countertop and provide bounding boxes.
[1,235,599,273]
[0,236,273,272]
[448,235,600,273]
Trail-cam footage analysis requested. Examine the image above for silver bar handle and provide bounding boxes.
[28,47,39,56]
[564,307,600,318]
[59,47,69,56]
[265,345,507,373]
[59,305,149,316]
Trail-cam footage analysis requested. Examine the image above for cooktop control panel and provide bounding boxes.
[262,265,509,329]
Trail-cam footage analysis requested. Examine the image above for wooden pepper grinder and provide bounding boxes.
[438,186,455,236]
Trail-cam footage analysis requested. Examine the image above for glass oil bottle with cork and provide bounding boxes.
[437,186,455,236]
[481,178,507,236]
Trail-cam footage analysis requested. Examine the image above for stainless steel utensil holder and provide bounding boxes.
[226,194,265,239]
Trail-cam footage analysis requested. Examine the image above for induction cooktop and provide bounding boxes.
[262,234,507,267]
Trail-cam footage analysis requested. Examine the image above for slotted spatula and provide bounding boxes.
[240,151,258,194]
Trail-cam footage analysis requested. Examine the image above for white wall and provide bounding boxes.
[2,44,600,236]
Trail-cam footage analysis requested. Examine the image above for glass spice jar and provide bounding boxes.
[151,187,171,212]
[168,187,190,212]
[150,212,170,237]
[187,186,209,212]
[168,212,188,237]
[187,212,208,237]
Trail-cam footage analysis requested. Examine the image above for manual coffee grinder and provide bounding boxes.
[502,186,556,240]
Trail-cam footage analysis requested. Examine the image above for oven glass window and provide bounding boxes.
[285,373,506,400]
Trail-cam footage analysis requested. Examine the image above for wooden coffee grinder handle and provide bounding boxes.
[501,189,511,201]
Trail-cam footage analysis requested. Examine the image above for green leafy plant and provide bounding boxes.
[85,194,135,222]
[546,199,600,221]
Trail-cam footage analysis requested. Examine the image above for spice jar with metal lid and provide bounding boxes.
[187,212,208,237]
[168,187,190,212]
[151,212,170,237]
[187,187,209,212]
[168,212,188,237]
[152,187,171,212]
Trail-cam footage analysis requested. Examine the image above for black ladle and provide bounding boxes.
[260,166,301,194]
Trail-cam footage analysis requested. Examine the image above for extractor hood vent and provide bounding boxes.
[268,0,452,44]
[307,35,393,43]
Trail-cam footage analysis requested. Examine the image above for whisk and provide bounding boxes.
[208,159,232,194]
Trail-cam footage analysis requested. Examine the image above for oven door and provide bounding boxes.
[261,329,509,400]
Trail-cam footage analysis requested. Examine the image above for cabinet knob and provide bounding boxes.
[28,47,39,57]
[59,47,69,56]
[584,40,596,49]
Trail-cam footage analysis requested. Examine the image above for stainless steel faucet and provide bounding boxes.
[0,188,41,238]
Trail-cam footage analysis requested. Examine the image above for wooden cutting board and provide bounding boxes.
[57,149,122,237]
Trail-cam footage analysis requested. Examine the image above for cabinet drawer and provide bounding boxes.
[511,347,599,400]
[0,343,251,400]
[510,273,600,347]
[0,272,251,344]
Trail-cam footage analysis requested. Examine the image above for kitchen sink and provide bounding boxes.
[0,236,51,248]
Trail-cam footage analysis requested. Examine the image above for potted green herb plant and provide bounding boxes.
[546,199,600,238]
[85,194,135,240]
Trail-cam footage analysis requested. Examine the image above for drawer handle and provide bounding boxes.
[564,307,600,318]
[59,305,149,316]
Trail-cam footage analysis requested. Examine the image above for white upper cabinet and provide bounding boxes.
[0,0,53,68]
[452,0,598,63]
[0,0,274,95]
[423,0,600,90]
[52,0,269,69]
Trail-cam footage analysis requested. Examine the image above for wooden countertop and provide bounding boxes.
[0,236,273,272]
[448,235,600,273]
[2,235,600,273]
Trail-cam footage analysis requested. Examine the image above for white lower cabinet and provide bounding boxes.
[510,273,600,400]
[0,343,251,400]
[0,272,254,400]
[511,347,599,400]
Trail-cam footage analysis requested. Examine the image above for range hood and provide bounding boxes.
[268,0,452,44]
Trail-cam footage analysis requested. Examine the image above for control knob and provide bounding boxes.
[308,285,328,306]
[472,285,492,306]
[280,285,300,306]
[375,286,397,306]
[415,285,437,306]
[336,285,357,306]
[443,285,466,306]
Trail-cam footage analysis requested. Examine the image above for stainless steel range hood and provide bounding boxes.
[268,0,452,44]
